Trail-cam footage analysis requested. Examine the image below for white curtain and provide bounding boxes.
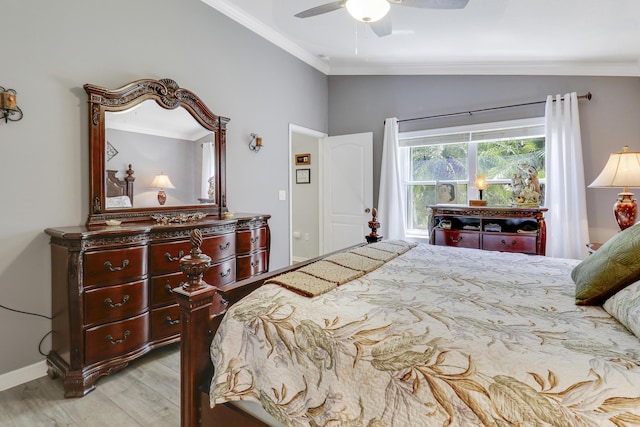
[545,93,590,259]
[378,118,406,240]
[201,142,215,199]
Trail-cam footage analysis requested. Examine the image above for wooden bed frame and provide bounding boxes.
[174,212,382,426]
[105,164,135,204]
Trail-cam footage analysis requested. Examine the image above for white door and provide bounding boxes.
[322,132,373,253]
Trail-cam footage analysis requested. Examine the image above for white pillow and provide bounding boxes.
[603,280,640,339]
[106,196,132,209]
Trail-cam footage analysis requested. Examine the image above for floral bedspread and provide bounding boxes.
[210,244,640,426]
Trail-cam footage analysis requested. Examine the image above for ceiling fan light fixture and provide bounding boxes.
[345,0,390,22]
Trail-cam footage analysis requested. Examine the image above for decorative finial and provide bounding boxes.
[190,228,203,257]
[366,208,382,243]
[179,229,211,290]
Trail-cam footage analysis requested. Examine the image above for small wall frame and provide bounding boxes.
[295,153,311,165]
[296,168,311,184]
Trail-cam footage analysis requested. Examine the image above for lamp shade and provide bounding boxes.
[475,174,488,191]
[345,0,390,22]
[150,173,176,189]
[589,146,640,191]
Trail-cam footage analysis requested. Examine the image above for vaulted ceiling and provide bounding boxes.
[203,0,640,76]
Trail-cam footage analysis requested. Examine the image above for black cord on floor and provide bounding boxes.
[0,303,51,320]
[0,304,52,357]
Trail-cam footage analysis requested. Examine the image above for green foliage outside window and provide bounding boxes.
[408,137,545,232]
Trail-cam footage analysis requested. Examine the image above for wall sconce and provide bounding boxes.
[150,172,175,205]
[249,133,263,152]
[0,87,23,124]
[469,174,488,206]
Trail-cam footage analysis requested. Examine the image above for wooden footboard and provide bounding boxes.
[176,211,381,426]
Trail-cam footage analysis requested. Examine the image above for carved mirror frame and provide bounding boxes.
[85,78,229,225]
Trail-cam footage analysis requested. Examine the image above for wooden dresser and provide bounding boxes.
[429,205,547,255]
[45,214,270,397]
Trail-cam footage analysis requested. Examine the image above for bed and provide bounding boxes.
[105,164,135,208]
[175,222,640,427]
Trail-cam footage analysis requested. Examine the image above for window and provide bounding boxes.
[399,118,546,236]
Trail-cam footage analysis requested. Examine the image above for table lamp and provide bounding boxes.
[469,174,488,206]
[150,172,175,205]
[589,146,640,230]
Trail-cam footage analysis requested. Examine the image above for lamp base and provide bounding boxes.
[469,200,487,206]
[157,189,167,205]
[614,192,637,230]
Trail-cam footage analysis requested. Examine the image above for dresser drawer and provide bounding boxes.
[150,272,184,307]
[434,229,480,249]
[151,304,181,340]
[201,233,236,262]
[236,250,268,281]
[83,246,147,287]
[84,280,148,326]
[84,312,149,365]
[203,258,237,287]
[482,234,537,254]
[150,234,236,275]
[236,227,268,254]
[150,241,191,275]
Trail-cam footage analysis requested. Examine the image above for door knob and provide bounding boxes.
[365,208,371,213]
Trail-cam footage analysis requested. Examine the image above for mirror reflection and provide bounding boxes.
[105,100,216,209]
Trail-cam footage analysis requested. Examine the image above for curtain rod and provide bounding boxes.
[397,92,592,124]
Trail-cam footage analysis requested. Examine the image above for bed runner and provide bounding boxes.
[265,240,417,297]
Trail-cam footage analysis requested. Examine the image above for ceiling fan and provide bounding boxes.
[295,0,469,37]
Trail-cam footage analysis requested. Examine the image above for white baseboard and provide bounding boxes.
[0,360,47,392]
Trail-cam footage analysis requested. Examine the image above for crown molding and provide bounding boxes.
[201,0,330,75]
[201,0,640,77]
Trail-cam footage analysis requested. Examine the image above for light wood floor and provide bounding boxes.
[0,343,180,426]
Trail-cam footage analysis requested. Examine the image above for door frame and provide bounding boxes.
[288,124,327,265]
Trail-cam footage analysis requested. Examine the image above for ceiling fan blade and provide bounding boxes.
[370,14,392,37]
[294,1,347,18]
[393,0,469,9]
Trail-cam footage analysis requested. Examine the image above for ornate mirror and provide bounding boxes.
[85,78,229,225]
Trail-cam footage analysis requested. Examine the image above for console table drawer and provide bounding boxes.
[84,280,148,326]
[236,250,268,281]
[151,304,181,340]
[83,246,147,287]
[84,313,149,365]
[236,227,268,253]
[483,234,537,254]
[434,229,480,249]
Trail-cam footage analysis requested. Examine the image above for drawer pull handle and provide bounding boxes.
[219,242,231,251]
[165,316,180,326]
[501,239,517,247]
[250,236,259,244]
[105,330,130,345]
[220,268,232,278]
[449,236,462,243]
[104,295,129,308]
[104,259,129,272]
[164,283,182,293]
[164,250,184,262]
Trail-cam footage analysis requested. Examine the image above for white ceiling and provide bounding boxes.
[202,0,640,76]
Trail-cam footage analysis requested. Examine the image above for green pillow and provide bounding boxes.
[572,222,640,305]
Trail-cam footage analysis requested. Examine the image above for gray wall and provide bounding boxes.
[1,0,327,376]
[291,133,320,261]
[328,75,640,245]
